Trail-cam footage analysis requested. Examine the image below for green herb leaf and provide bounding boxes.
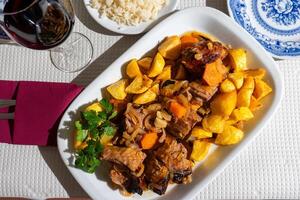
[74,140,103,173]
[75,121,88,142]
[108,111,118,120]
[83,111,100,126]
[100,99,113,113]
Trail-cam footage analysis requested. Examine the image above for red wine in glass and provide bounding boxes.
[2,0,74,50]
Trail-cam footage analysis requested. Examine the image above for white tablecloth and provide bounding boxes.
[0,0,299,199]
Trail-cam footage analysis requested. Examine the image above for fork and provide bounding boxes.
[0,99,16,119]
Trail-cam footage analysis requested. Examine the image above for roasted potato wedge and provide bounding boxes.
[228,72,244,89]
[158,35,182,60]
[202,115,225,134]
[210,91,237,116]
[253,79,272,100]
[148,53,165,78]
[220,79,236,93]
[126,59,142,78]
[237,77,255,107]
[107,79,128,100]
[138,57,152,70]
[231,107,254,121]
[125,75,153,94]
[249,96,263,111]
[85,102,103,113]
[156,65,171,81]
[150,83,159,95]
[133,88,157,104]
[228,48,247,71]
[191,140,211,162]
[191,126,213,139]
[243,68,266,79]
[215,125,244,145]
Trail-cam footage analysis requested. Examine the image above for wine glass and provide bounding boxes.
[0,0,93,73]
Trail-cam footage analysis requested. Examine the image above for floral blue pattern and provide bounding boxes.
[228,0,300,57]
[261,0,300,26]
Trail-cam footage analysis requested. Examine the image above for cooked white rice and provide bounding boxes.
[90,0,169,26]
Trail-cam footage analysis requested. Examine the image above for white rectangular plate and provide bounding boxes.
[57,7,283,200]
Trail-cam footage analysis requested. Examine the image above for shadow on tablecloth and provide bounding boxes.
[38,147,89,198]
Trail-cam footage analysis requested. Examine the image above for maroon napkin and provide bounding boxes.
[0,80,83,146]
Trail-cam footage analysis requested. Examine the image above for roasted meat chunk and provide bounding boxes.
[110,164,143,195]
[155,137,193,183]
[181,40,228,73]
[102,146,146,172]
[167,109,201,139]
[144,155,169,195]
[189,81,218,101]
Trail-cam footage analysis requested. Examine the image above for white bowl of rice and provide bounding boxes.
[84,0,179,34]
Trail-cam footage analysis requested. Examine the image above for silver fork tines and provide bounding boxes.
[0,113,14,120]
[0,99,16,108]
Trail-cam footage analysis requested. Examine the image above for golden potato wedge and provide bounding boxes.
[228,72,244,89]
[158,35,182,60]
[85,102,103,113]
[133,88,157,105]
[202,115,225,133]
[191,126,213,139]
[225,119,238,126]
[150,83,159,95]
[210,91,237,116]
[191,140,211,162]
[237,77,255,107]
[174,65,187,80]
[228,48,247,71]
[138,57,152,70]
[100,134,114,145]
[242,68,266,79]
[253,79,272,100]
[249,96,263,111]
[107,79,128,100]
[148,53,165,78]
[125,75,153,94]
[215,125,244,145]
[156,65,171,81]
[126,59,142,78]
[220,79,236,93]
[231,107,254,121]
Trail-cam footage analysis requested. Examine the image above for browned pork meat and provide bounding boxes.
[167,109,201,139]
[124,103,146,134]
[110,164,143,195]
[102,146,146,173]
[189,81,218,101]
[144,155,169,195]
[180,40,228,73]
[154,137,193,184]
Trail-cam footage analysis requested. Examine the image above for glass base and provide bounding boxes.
[50,32,93,73]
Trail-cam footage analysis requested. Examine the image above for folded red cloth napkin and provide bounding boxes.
[0,80,83,146]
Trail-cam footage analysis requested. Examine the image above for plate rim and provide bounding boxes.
[57,6,284,200]
[227,0,300,59]
[82,0,179,35]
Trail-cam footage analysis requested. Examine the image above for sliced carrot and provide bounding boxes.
[169,101,187,119]
[203,59,226,86]
[140,132,158,150]
[180,35,199,48]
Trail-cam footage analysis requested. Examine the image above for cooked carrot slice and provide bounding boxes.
[180,35,199,48]
[169,101,187,119]
[140,132,158,150]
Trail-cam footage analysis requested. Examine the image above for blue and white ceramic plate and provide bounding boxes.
[228,0,300,59]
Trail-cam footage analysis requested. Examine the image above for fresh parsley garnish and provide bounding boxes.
[74,99,118,173]
[100,99,113,114]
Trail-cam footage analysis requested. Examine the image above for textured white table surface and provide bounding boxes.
[0,0,300,199]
